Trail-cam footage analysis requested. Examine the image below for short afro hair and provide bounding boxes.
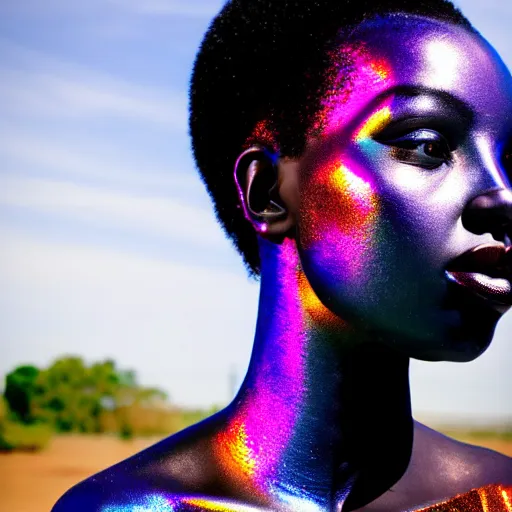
[189,0,472,275]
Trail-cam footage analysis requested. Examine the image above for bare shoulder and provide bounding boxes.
[414,422,512,485]
[51,484,266,512]
[50,478,177,512]
[51,414,230,512]
[50,440,188,512]
[358,422,512,511]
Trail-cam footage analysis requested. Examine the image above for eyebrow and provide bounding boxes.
[373,85,475,125]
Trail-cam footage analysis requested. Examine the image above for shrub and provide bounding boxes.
[0,420,52,452]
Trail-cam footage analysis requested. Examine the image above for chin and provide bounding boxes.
[391,309,500,363]
[410,339,493,363]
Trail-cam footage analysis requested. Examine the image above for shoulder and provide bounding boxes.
[360,423,512,511]
[455,438,512,483]
[52,486,181,512]
[52,416,226,511]
[415,422,512,485]
[51,474,266,512]
[50,457,185,511]
[51,458,193,512]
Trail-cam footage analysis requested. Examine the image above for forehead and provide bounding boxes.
[315,14,512,135]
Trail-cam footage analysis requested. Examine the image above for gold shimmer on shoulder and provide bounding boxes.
[182,498,264,511]
[415,485,512,512]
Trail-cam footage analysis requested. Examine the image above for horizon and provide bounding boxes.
[0,0,511,423]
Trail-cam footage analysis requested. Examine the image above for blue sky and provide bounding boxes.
[0,0,511,424]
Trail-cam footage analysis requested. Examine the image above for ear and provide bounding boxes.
[234,146,298,240]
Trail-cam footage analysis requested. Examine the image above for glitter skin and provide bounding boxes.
[354,106,392,143]
[415,485,512,512]
[296,15,512,359]
[96,483,512,511]
[181,498,264,511]
[100,494,266,512]
[95,485,512,512]
[102,495,175,512]
[297,270,346,327]
[299,52,392,290]
[214,239,346,509]
[310,47,393,137]
[300,157,380,285]
[52,14,512,512]
[216,419,256,478]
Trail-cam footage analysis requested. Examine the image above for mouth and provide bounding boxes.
[445,243,512,308]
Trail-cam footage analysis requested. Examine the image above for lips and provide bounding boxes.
[446,243,512,306]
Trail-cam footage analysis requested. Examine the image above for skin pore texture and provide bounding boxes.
[52,14,512,512]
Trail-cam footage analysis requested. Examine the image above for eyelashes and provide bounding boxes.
[377,129,452,170]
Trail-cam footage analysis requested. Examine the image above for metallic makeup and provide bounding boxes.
[55,14,512,512]
[98,484,512,511]
[214,239,350,510]
[95,239,354,511]
[101,494,266,511]
[297,15,512,361]
[416,484,512,512]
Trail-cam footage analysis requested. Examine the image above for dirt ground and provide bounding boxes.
[0,435,159,512]
[1,435,511,512]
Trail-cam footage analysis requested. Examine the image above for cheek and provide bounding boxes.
[299,158,381,285]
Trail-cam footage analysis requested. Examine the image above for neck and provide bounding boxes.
[216,239,413,511]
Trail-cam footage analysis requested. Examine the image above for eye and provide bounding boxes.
[423,141,450,160]
[378,129,452,170]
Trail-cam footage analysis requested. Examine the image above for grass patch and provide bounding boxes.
[0,420,53,452]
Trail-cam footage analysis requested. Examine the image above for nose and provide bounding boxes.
[462,188,512,244]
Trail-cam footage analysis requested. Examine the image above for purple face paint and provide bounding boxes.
[298,15,512,361]
[52,13,512,512]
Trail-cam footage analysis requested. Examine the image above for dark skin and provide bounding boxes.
[53,14,512,512]
[51,371,512,511]
[51,149,512,511]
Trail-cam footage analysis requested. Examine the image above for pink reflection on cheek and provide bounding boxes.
[302,159,379,283]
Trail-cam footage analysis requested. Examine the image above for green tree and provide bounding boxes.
[4,365,40,423]
[32,357,122,433]
[2,356,174,440]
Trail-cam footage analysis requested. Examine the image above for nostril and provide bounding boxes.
[462,188,512,240]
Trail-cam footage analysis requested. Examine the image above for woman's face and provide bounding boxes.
[296,15,512,361]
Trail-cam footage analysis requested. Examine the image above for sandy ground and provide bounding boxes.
[0,435,159,512]
[1,435,511,512]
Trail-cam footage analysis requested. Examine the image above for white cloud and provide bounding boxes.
[0,41,187,126]
[0,176,224,247]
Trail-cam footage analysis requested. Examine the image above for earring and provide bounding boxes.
[256,223,269,234]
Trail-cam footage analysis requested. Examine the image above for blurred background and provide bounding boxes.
[0,1,510,510]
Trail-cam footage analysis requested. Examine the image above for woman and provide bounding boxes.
[53,0,512,510]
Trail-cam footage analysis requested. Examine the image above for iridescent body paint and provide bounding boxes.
[100,493,266,512]
[52,12,512,512]
[215,239,352,510]
[96,485,512,512]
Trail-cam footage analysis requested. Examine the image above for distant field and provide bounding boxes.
[1,434,511,512]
